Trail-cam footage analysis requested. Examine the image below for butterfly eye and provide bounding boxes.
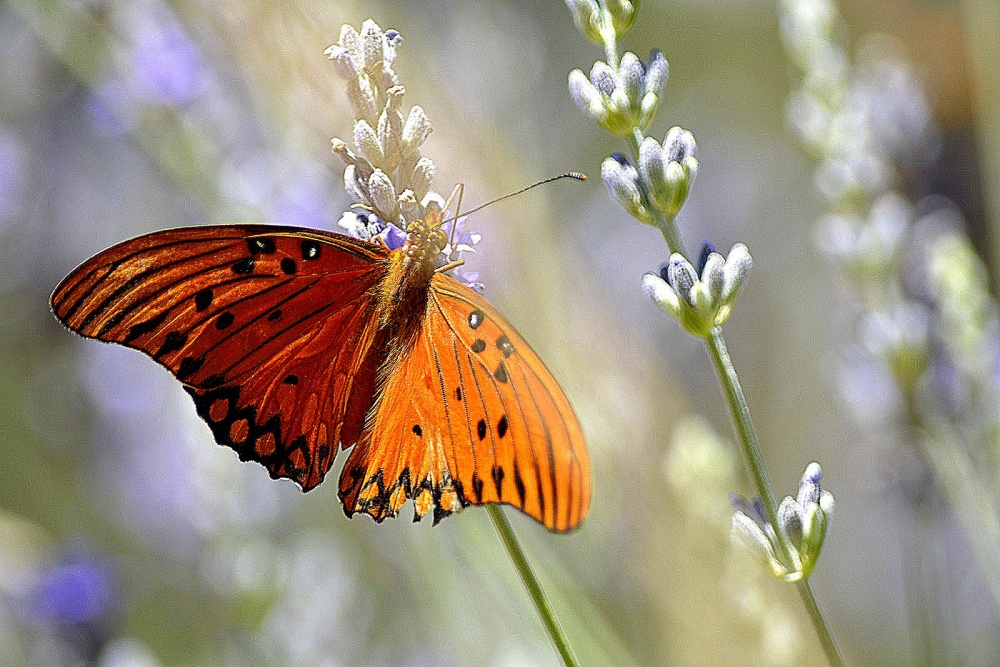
[428,228,448,251]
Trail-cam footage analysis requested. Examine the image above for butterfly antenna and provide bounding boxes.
[449,183,466,252]
[441,172,586,224]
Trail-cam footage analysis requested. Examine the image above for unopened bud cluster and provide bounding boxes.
[642,242,752,337]
[569,49,666,137]
[565,1,696,224]
[565,0,638,45]
[600,126,699,225]
[732,463,835,581]
[326,20,444,231]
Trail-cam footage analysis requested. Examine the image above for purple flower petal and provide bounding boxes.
[131,26,209,106]
[25,552,118,625]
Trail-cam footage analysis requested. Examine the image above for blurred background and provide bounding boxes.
[0,0,996,665]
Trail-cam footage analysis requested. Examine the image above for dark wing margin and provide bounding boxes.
[51,224,389,490]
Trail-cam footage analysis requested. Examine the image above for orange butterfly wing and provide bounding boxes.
[339,272,591,532]
[50,225,390,489]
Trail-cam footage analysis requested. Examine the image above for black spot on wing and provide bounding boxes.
[301,240,321,260]
[280,257,297,275]
[194,289,213,312]
[497,415,509,438]
[472,473,484,502]
[471,339,486,353]
[496,334,514,358]
[215,312,235,330]
[156,330,188,357]
[492,465,505,495]
[494,361,508,383]
[202,373,225,388]
[468,309,484,329]
[247,237,276,255]
[123,311,169,344]
[178,355,205,380]
[477,418,487,441]
[513,462,527,508]
[231,258,255,274]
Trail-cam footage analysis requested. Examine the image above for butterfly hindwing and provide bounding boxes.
[338,273,591,532]
[51,224,389,489]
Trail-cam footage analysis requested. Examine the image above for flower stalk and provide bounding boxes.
[488,507,579,667]
[565,1,843,662]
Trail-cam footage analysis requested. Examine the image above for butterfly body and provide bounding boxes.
[52,215,590,531]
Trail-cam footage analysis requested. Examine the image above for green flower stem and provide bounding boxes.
[651,211,685,257]
[628,128,644,157]
[705,328,846,667]
[796,579,848,667]
[704,328,785,550]
[488,506,579,667]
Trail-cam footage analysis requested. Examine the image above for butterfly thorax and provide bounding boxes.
[375,211,449,356]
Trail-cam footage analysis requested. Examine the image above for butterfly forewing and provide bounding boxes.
[339,272,590,532]
[51,225,389,489]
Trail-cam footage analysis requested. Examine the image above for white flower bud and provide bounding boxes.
[360,20,386,71]
[619,52,644,109]
[702,252,726,306]
[401,105,432,155]
[721,243,752,306]
[367,169,398,219]
[408,157,435,201]
[642,272,682,318]
[645,49,669,97]
[354,119,384,167]
[568,69,607,122]
[601,156,650,223]
[564,0,603,44]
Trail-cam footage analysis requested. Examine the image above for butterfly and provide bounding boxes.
[50,207,590,532]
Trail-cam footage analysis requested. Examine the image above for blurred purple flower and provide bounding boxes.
[0,125,27,221]
[379,223,408,250]
[85,13,211,135]
[85,83,131,136]
[22,551,119,626]
[273,184,328,229]
[130,25,209,106]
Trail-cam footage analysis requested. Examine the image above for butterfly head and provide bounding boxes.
[402,204,484,281]
[403,208,450,265]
